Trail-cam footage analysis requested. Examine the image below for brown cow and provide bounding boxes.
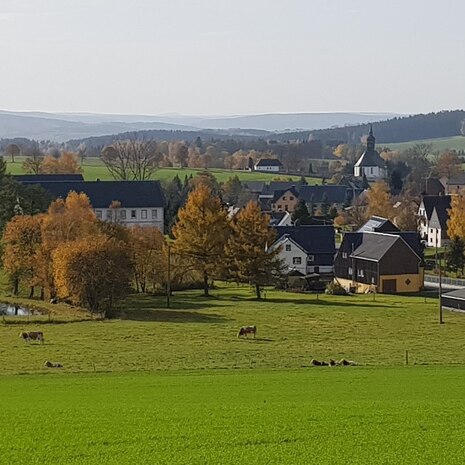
[237,326,257,338]
[19,331,44,344]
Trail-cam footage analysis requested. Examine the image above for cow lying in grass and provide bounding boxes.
[238,326,257,338]
[311,358,357,366]
[19,331,44,344]
[44,361,62,368]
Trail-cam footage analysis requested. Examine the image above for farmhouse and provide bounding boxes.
[335,231,424,294]
[353,126,387,181]
[254,158,283,172]
[299,184,362,210]
[272,225,336,276]
[15,178,165,230]
[271,187,300,213]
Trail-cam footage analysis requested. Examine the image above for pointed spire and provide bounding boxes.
[367,124,375,151]
[369,124,373,136]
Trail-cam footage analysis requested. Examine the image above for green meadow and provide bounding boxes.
[384,135,465,153]
[5,157,322,184]
[1,284,465,463]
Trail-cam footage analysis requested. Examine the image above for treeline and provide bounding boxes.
[1,186,284,313]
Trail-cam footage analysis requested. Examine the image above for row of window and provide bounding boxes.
[292,256,314,265]
[95,209,159,221]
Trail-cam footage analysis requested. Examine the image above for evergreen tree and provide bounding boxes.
[225,201,283,299]
[389,169,403,194]
[445,237,465,276]
[222,176,243,205]
[291,199,311,225]
[320,193,330,217]
[362,172,370,189]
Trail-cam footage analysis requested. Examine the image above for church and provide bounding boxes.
[354,126,387,181]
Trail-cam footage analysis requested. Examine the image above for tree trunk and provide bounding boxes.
[40,288,45,301]
[13,278,19,296]
[203,271,209,297]
[29,286,35,299]
[255,283,262,300]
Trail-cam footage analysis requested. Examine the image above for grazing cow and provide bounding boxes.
[310,359,323,366]
[237,325,257,338]
[339,358,356,366]
[44,361,62,368]
[19,331,44,344]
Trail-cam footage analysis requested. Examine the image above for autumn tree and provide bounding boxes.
[225,201,283,299]
[392,193,419,231]
[434,150,463,179]
[172,184,229,296]
[447,189,465,240]
[445,237,465,276]
[365,181,394,219]
[53,236,133,314]
[101,140,161,180]
[130,226,165,293]
[2,215,42,296]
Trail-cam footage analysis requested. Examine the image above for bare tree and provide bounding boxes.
[77,143,87,166]
[4,144,20,163]
[101,140,161,180]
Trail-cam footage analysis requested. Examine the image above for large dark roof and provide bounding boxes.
[358,216,399,233]
[299,185,361,204]
[421,195,451,220]
[423,178,445,196]
[13,174,84,182]
[255,158,283,167]
[442,288,465,300]
[448,173,465,185]
[18,180,165,209]
[272,187,299,202]
[242,181,266,193]
[273,225,335,254]
[354,149,386,168]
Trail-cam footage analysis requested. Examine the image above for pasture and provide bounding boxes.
[1,367,465,464]
[5,157,322,184]
[384,135,465,153]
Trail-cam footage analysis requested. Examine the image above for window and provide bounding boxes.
[357,269,365,278]
[152,209,158,219]
[314,267,319,273]
[285,205,289,211]
[342,252,348,259]
[289,196,294,201]
[285,244,291,252]
[121,210,127,220]
[96,210,102,219]
[131,210,137,219]
[293,257,302,265]
[348,267,353,275]
[141,209,147,219]
[282,196,287,201]
[307,255,315,262]
[277,204,282,210]
[106,210,112,219]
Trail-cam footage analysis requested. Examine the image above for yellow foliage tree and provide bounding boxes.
[40,152,82,174]
[53,236,133,314]
[447,190,465,239]
[365,181,394,219]
[172,184,229,296]
[434,150,463,179]
[2,215,42,296]
[225,201,283,299]
[130,226,165,293]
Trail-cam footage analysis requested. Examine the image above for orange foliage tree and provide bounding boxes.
[172,184,229,296]
[365,181,394,219]
[447,189,465,240]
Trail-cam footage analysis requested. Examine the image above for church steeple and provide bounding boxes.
[366,124,375,151]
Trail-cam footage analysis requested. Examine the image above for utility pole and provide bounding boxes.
[439,250,444,324]
[167,243,171,309]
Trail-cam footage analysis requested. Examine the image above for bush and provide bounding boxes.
[325,281,347,295]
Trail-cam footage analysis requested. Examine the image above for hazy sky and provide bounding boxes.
[1,0,464,115]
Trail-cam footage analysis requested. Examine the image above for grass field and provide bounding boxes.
[2,367,465,464]
[5,157,322,184]
[384,136,465,153]
[2,283,465,463]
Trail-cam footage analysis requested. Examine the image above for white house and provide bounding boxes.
[354,126,387,181]
[427,206,449,248]
[418,195,451,243]
[254,158,283,172]
[15,178,165,231]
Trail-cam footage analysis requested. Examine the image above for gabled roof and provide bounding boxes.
[273,225,336,254]
[441,288,465,300]
[242,181,266,193]
[447,173,465,185]
[299,185,361,204]
[255,158,283,167]
[358,216,400,233]
[423,177,445,196]
[354,149,386,169]
[272,187,299,203]
[420,195,451,220]
[18,180,165,209]
[13,174,84,182]
[429,206,449,230]
[269,211,290,226]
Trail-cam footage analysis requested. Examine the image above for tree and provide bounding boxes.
[447,189,465,240]
[2,215,42,296]
[434,150,463,179]
[53,236,133,314]
[4,144,20,163]
[172,185,229,296]
[222,176,243,205]
[320,193,330,217]
[101,140,161,180]
[389,170,403,194]
[366,181,394,219]
[225,201,283,299]
[22,157,43,174]
[130,226,165,293]
[445,237,465,276]
[291,199,312,225]
[392,193,419,231]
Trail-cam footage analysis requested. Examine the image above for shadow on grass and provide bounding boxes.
[111,308,229,323]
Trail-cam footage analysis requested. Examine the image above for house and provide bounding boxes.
[269,211,293,226]
[358,216,400,233]
[445,173,465,194]
[427,206,450,248]
[271,187,300,213]
[15,179,165,230]
[299,185,362,210]
[254,158,283,172]
[417,195,451,242]
[353,126,387,181]
[272,225,336,276]
[259,181,304,199]
[422,177,446,196]
[334,231,424,293]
